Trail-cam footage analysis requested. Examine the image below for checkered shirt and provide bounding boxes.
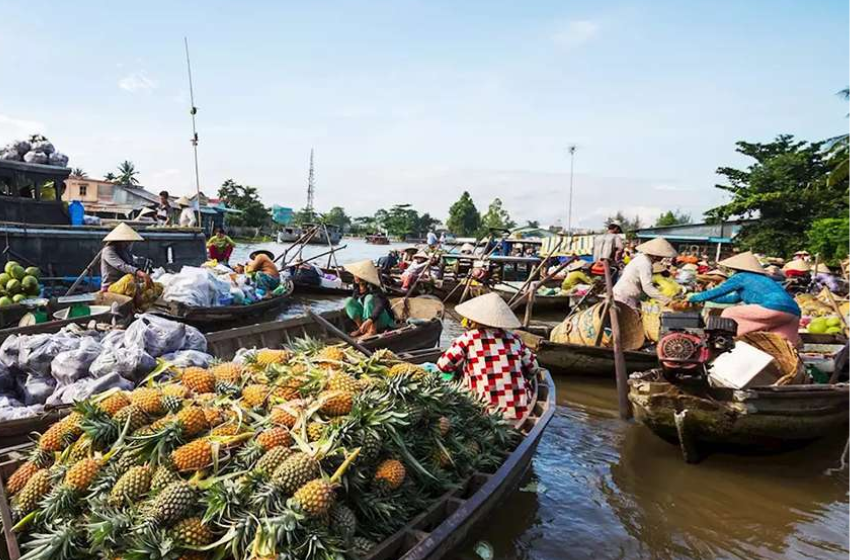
[436,328,537,420]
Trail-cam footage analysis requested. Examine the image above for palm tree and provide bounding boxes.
[116,161,140,186]
[103,172,117,182]
[70,167,87,178]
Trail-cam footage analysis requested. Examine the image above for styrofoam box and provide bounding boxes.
[708,341,780,389]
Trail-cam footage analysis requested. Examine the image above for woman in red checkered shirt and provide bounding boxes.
[437,293,539,421]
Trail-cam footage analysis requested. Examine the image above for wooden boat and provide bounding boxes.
[516,329,657,377]
[492,282,570,312]
[366,233,391,245]
[289,266,353,297]
[0,293,133,345]
[150,285,294,331]
[629,367,850,463]
[0,366,555,560]
[206,296,445,359]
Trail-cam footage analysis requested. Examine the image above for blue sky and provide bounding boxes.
[1,0,846,228]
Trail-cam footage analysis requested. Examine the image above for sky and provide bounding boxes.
[0,0,846,229]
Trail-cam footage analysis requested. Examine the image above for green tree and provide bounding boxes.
[446,191,481,237]
[321,207,351,230]
[807,216,849,265]
[705,135,847,257]
[103,172,117,182]
[525,220,540,228]
[605,211,642,233]
[70,167,87,178]
[655,210,692,227]
[291,207,319,226]
[827,87,849,186]
[480,198,516,234]
[217,178,271,228]
[375,204,419,239]
[350,216,376,235]
[415,213,440,237]
[116,161,139,185]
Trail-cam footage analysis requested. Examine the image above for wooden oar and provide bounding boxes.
[65,250,103,296]
[306,309,374,356]
[603,260,631,420]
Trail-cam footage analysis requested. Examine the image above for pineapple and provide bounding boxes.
[351,536,377,558]
[437,416,451,437]
[65,457,101,492]
[150,465,181,493]
[177,406,209,438]
[306,421,325,442]
[148,481,196,525]
[211,362,242,385]
[182,367,215,394]
[371,348,398,364]
[387,362,428,380]
[271,380,301,401]
[242,384,270,408]
[67,434,93,462]
[329,503,357,540]
[162,384,190,399]
[255,446,293,476]
[318,390,353,417]
[171,439,213,472]
[270,403,301,428]
[359,431,382,465]
[109,465,152,506]
[61,411,84,439]
[11,469,51,516]
[113,404,149,433]
[374,459,405,491]
[172,517,213,547]
[202,407,226,427]
[130,387,165,416]
[271,452,320,495]
[257,427,291,452]
[162,394,184,414]
[316,345,346,363]
[292,478,335,518]
[255,348,291,368]
[38,420,71,452]
[5,461,39,496]
[99,391,130,417]
[326,371,359,394]
[210,423,241,437]
[432,447,452,469]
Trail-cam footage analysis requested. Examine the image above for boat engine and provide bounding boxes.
[656,312,738,376]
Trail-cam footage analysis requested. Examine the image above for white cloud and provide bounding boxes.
[552,20,600,49]
[0,114,46,142]
[118,71,157,93]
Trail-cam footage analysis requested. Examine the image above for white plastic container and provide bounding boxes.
[708,341,780,389]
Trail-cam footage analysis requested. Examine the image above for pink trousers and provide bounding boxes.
[721,305,801,345]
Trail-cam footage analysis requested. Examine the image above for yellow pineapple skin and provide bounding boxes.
[6,461,38,495]
[182,367,215,394]
[99,392,130,416]
[242,384,270,408]
[257,427,292,451]
[212,362,243,385]
[319,390,353,417]
[65,457,100,492]
[130,387,164,415]
[375,459,406,490]
[293,479,335,517]
[172,439,213,472]
[177,406,209,437]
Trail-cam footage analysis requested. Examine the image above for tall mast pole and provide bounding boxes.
[184,37,203,230]
[567,145,576,237]
[306,148,316,215]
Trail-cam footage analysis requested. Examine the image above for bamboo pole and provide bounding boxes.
[508,258,573,311]
[603,260,631,420]
[306,309,373,356]
[65,250,103,297]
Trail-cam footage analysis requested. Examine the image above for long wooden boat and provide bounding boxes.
[290,266,353,297]
[366,233,391,245]
[206,296,445,359]
[629,368,850,463]
[150,287,293,331]
[516,329,657,377]
[492,282,570,312]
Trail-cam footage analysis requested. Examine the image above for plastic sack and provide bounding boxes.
[0,362,14,393]
[30,140,55,155]
[0,149,21,161]
[48,152,69,167]
[0,394,23,409]
[0,404,43,422]
[23,151,48,164]
[89,346,156,382]
[21,374,56,405]
[47,373,134,406]
[100,329,126,350]
[19,334,81,376]
[123,314,186,357]
[51,338,103,385]
[160,350,214,369]
[0,334,20,368]
[9,140,31,155]
[182,325,207,352]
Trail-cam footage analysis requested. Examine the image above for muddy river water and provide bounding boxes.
[234,239,849,560]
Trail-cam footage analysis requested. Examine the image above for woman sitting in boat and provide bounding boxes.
[400,251,430,290]
[100,223,149,290]
[343,260,396,338]
[437,292,538,421]
[245,250,281,296]
[560,259,594,292]
[687,251,801,344]
[206,227,235,264]
[612,237,678,310]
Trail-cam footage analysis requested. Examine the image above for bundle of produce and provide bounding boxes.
[0,315,210,420]
[108,273,163,311]
[0,262,42,307]
[0,134,69,167]
[3,341,518,560]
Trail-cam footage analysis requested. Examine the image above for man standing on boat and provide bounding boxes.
[343,260,395,338]
[436,292,537,421]
[100,223,149,290]
[612,237,678,310]
[593,221,625,264]
[155,190,172,226]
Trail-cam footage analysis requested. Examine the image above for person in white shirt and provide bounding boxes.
[177,197,197,227]
[612,237,678,310]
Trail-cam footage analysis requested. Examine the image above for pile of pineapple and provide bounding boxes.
[3,341,517,560]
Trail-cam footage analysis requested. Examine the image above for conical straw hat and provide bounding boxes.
[103,223,144,243]
[635,237,677,258]
[782,258,810,272]
[176,196,191,207]
[455,292,521,330]
[719,251,765,274]
[343,260,381,287]
[813,263,832,274]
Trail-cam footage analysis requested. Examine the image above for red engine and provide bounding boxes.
[656,331,709,371]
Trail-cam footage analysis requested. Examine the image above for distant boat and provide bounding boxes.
[365,233,390,245]
[276,224,341,245]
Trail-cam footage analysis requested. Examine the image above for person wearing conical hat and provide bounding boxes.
[100,223,148,289]
[177,196,197,228]
[688,251,801,343]
[436,293,538,420]
[343,260,395,338]
[246,249,281,296]
[782,258,810,279]
[560,259,594,292]
[612,237,678,310]
[401,251,431,290]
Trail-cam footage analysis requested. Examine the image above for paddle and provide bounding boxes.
[306,309,374,357]
[65,249,103,297]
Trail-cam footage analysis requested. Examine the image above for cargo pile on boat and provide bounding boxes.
[3,342,517,560]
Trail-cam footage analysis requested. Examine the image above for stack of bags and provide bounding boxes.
[0,135,69,167]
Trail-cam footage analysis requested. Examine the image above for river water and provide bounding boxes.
[234,238,850,560]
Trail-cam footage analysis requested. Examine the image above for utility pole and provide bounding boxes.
[184,37,203,229]
[306,148,316,216]
[567,145,576,236]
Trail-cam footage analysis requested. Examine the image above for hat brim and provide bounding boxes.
[455,292,521,330]
[250,250,275,261]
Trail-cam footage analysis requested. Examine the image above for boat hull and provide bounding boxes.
[150,293,291,331]
[516,331,657,377]
[629,370,850,452]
